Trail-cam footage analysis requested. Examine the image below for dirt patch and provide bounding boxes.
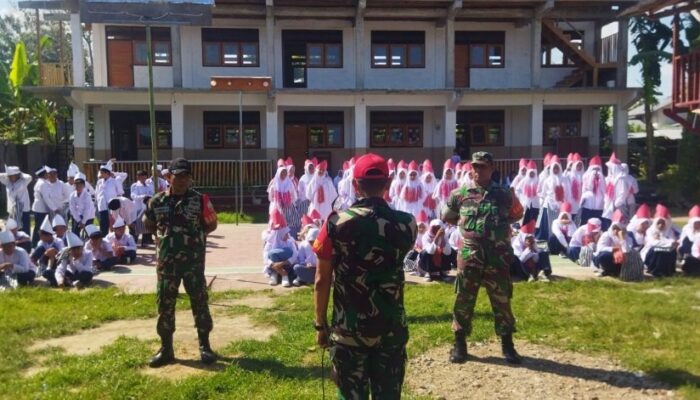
[27,296,277,380]
[406,341,673,400]
[211,295,276,310]
[642,288,673,296]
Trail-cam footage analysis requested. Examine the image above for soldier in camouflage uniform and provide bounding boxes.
[144,158,218,368]
[314,153,417,400]
[442,151,524,364]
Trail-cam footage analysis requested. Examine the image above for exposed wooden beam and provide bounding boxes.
[456,7,533,19]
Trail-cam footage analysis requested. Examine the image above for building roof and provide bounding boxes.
[628,98,673,117]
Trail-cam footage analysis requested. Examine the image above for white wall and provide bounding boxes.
[457,22,532,90]
[181,24,269,89]
[363,21,445,90]
[134,66,173,88]
[305,28,356,89]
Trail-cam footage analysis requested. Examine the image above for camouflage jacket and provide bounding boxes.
[145,188,206,273]
[314,197,417,348]
[443,183,518,253]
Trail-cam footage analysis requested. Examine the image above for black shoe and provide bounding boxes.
[149,336,175,368]
[198,332,217,365]
[449,331,468,364]
[501,334,522,364]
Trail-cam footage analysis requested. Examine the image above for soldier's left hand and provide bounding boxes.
[316,330,329,348]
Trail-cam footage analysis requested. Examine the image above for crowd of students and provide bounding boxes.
[261,153,700,286]
[0,160,168,289]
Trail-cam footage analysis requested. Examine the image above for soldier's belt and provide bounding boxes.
[462,231,487,240]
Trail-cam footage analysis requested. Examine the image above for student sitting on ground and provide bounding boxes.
[4,218,31,252]
[84,224,117,271]
[568,218,602,266]
[419,219,454,282]
[263,209,298,287]
[641,204,679,277]
[405,210,428,274]
[52,232,95,288]
[292,228,319,286]
[548,202,577,257]
[0,230,36,286]
[512,220,552,282]
[593,210,631,277]
[106,217,137,265]
[679,205,700,260]
[685,237,700,276]
[52,215,68,247]
[31,216,64,277]
[627,204,651,251]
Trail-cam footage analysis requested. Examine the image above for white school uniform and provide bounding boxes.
[0,247,35,274]
[512,233,539,264]
[95,176,124,212]
[0,172,32,215]
[85,239,113,262]
[106,232,137,252]
[295,241,318,266]
[69,189,96,225]
[551,219,577,250]
[55,251,94,286]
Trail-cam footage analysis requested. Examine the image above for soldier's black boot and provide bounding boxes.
[501,333,522,364]
[149,335,175,368]
[198,332,217,365]
[449,330,468,364]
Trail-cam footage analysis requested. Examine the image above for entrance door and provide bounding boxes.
[284,124,308,173]
[110,111,138,160]
[107,40,134,87]
[455,44,469,88]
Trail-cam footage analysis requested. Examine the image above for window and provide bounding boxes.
[543,110,581,145]
[203,111,261,148]
[137,124,172,149]
[370,111,423,147]
[201,28,259,67]
[542,30,584,67]
[107,26,172,66]
[456,31,505,68]
[284,112,344,148]
[457,110,505,146]
[307,43,342,68]
[371,31,425,68]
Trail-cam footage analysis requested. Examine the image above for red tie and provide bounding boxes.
[317,184,325,203]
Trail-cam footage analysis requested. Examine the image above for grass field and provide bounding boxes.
[0,277,699,399]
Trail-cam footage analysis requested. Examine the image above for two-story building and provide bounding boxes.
[32,0,640,174]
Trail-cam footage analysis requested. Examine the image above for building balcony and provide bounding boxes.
[673,50,700,111]
[40,63,71,87]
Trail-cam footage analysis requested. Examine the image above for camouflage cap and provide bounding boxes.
[169,158,191,175]
[471,151,494,165]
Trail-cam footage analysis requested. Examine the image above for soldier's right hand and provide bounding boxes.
[316,330,329,348]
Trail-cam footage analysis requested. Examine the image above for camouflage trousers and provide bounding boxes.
[330,343,406,400]
[453,244,516,336]
[156,266,213,337]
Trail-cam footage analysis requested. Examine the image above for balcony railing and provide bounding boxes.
[82,159,275,190]
[40,63,70,86]
[673,51,700,110]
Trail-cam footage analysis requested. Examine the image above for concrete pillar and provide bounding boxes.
[70,13,85,87]
[616,18,629,89]
[265,98,279,152]
[354,18,365,89]
[530,98,543,158]
[589,107,601,156]
[444,106,456,159]
[530,18,542,88]
[171,95,185,158]
[354,96,367,154]
[266,9,276,87]
[171,26,182,88]
[73,107,89,162]
[93,106,110,160]
[612,101,629,161]
[445,18,455,88]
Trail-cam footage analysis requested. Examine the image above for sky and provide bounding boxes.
[0,0,673,98]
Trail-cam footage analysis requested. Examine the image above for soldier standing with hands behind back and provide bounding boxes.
[442,152,524,364]
[144,158,218,368]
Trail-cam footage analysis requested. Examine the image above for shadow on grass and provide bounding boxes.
[650,368,700,388]
[169,356,236,372]
[406,312,493,324]
[469,354,674,391]
[232,356,324,380]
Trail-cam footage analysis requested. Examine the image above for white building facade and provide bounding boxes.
[56,0,639,174]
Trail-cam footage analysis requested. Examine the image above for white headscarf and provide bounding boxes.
[268,166,297,207]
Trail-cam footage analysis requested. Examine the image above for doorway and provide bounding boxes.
[107,40,134,88]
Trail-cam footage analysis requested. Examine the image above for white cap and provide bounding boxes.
[112,216,126,228]
[74,172,86,182]
[429,219,444,228]
[85,224,101,238]
[5,166,20,176]
[66,232,83,248]
[35,166,48,176]
[45,166,57,173]
[99,164,113,173]
[0,231,14,245]
[67,162,80,178]
[306,228,320,241]
[157,164,163,171]
[162,168,170,175]
[52,214,67,227]
[5,218,18,230]
[40,215,55,234]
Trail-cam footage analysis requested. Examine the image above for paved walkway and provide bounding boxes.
[91,224,605,293]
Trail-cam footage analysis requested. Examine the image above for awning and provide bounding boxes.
[80,0,213,25]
